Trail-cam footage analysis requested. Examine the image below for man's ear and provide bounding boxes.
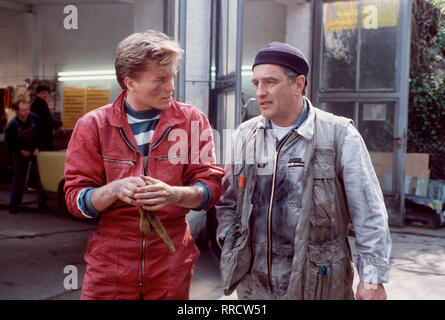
[124,76,135,92]
[295,75,306,95]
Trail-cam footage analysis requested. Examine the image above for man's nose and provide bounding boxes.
[165,78,175,93]
[256,83,267,97]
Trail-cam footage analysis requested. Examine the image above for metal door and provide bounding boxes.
[312,0,412,226]
[209,0,244,165]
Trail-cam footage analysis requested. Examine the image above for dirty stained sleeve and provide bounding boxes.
[341,123,392,284]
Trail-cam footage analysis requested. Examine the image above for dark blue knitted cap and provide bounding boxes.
[252,42,309,77]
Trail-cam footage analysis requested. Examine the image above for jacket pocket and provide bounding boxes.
[103,158,136,166]
[303,240,353,300]
[220,228,251,293]
[232,163,245,212]
[168,232,199,299]
[220,229,240,288]
[233,163,244,178]
[155,154,186,163]
[287,165,304,208]
[84,229,119,289]
[102,157,137,182]
[147,153,185,185]
[312,148,336,228]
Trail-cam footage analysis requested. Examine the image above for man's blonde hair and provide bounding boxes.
[115,30,184,89]
[12,95,30,111]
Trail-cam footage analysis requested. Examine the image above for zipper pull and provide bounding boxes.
[239,175,245,188]
[319,265,328,277]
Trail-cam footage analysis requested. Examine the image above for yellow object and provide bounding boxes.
[324,0,399,31]
[37,150,67,192]
[139,180,176,254]
[86,87,110,113]
[5,108,16,124]
[62,87,86,129]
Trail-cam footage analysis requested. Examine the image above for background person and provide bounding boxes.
[30,85,57,151]
[4,98,47,213]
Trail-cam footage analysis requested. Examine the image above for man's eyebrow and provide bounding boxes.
[251,76,279,82]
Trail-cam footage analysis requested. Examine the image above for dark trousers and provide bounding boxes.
[10,153,47,208]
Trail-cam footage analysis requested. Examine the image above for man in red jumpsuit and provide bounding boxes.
[64,30,224,300]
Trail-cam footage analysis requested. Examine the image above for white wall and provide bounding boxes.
[32,4,134,106]
[241,0,313,103]
[36,4,133,75]
[1,2,166,111]
[242,0,287,103]
[284,1,313,95]
[1,0,314,117]
[134,0,164,33]
[0,8,33,88]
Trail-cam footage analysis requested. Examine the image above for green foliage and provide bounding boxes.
[408,76,445,150]
[428,0,445,14]
[409,0,445,179]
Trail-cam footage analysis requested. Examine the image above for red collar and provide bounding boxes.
[107,90,188,152]
[108,90,187,127]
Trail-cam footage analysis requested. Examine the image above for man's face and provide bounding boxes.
[252,64,301,126]
[17,102,31,122]
[36,90,49,101]
[126,64,176,110]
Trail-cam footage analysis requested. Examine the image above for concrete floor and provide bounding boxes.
[1,187,445,300]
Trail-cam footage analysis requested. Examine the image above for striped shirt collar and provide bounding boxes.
[124,98,162,120]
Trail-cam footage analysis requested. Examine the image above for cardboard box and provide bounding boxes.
[369,152,430,179]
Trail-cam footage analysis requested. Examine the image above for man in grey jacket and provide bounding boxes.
[216,42,391,300]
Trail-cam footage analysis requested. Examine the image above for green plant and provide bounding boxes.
[408,0,445,179]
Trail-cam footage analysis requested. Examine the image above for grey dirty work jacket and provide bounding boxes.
[216,98,391,300]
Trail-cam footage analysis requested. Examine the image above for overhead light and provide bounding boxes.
[58,70,115,76]
[57,70,116,81]
[58,75,116,81]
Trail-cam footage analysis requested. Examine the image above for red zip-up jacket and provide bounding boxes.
[64,90,224,299]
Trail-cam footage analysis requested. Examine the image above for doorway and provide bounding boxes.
[312,0,413,226]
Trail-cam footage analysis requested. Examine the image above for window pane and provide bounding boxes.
[358,102,394,152]
[218,0,228,76]
[216,92,235,164]
[321,0,400,90]
[218,0,237,75]
[321,1,358,90]
[320,101,355,119]
[227,0,237,74]
[320,101,395,194]
[359,102,395,195]
[359,0,399,89]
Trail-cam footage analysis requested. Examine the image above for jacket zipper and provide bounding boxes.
[148,126,172,153]
[118,126,146,287]
[103,158,136,166]
[266,133,292,294]
[136,126,173,289]
[119,127,140,153]
[155,154,185,161]
[140,233,145,287]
